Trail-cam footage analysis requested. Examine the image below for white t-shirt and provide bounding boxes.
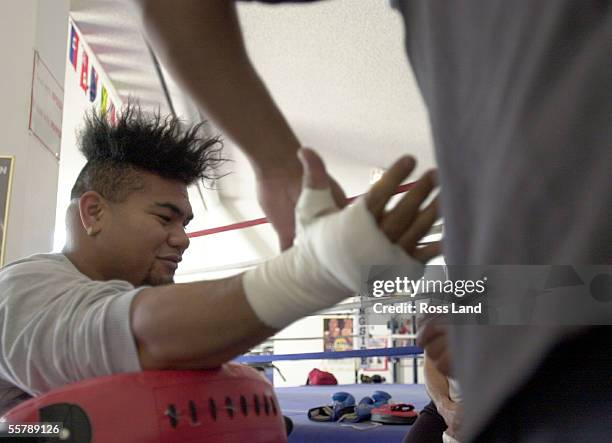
[0,253,142,415]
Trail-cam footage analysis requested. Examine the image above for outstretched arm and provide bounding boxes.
[131,274,273,369]
[132,150,440,370]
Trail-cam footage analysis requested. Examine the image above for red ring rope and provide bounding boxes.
[187,182,416,238]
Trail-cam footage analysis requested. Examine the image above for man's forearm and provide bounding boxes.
[138,0,301,172]
[131,274,275,370]
[424,354,451,408]
[425,354,462,436]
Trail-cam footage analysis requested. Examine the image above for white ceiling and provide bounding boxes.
[69,0,435,207]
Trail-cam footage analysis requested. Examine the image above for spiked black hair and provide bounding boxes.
[70,102,224,201]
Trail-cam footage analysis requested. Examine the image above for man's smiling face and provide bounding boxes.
[97,171,193,286]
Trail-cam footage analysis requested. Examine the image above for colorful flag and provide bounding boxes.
[100,86,108,114]
[80,51,89,93]
[69,25,79,70]
[89,66,98,102]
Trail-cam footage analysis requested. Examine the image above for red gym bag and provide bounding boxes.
[306,369,338,385]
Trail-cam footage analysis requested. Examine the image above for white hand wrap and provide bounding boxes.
[243,187,424,329]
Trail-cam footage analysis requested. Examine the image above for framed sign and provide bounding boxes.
[0,157,15,267]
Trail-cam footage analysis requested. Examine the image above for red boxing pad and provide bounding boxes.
[2,363,287,443]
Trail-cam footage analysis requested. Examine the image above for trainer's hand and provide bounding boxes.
[366,156,441,263]
[439,400,463,439]
[245,149,440,330]
[257,153,345,251]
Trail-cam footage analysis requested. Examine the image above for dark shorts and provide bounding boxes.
[403,400,447,443]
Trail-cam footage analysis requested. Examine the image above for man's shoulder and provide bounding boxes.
[1,253,74,275]
[0,253,137,306]
[0,253,81,290]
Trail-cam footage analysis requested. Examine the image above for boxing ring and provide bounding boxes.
[239,347,427,443]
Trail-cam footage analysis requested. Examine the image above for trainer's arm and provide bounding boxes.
[424,354,451,408]
[136,0,299,173]
[424,354,462,436]
[131,274,274,370]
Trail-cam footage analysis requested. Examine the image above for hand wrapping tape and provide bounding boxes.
[243,187,424,329]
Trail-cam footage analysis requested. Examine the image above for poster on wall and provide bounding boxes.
[0,157,15,267]
[29,51,64,159]
[323,317,354,352]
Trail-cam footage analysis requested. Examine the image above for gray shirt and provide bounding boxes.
[391,0,612,438]
[0,253,142,415]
